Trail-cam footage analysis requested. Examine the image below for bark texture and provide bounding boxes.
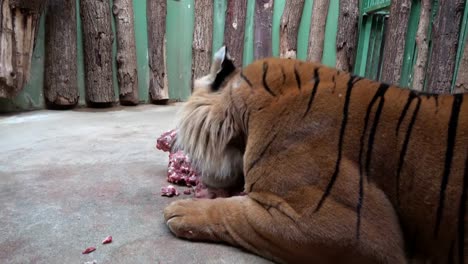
[307,0,330,62]
[279,0,304,59]
[224,0,247,67]
[254,0,273,59]
[192,0,213,81]
[147,0,168,103]
[0,0,46,98]
[80,0,115,106]
[411,0,431,91]
[454,39,468,93]
[335,0,359,72]
[380,0,412,85]
[44,0,78,108]
[426,0,464,93]
[113,0,139,105]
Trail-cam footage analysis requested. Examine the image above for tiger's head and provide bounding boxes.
[174,46,245,189]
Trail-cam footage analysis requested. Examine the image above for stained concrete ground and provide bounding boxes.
[0,104,272,264]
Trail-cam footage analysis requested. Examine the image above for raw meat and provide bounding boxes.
[102,236,112,244]
[161,185,180,197]
[82,247,96,254]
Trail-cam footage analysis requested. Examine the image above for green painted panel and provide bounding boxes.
[166,0,194,100]
[76,0,86,106]
[322,0,339,66]
[0,14,46,112]
[243,0,255,66]
[400,0,421,88]
[133,0,149,102]
[361,0,391,14]
[272,0,286,57]
[213,0,227,56]
[297,0,313,60]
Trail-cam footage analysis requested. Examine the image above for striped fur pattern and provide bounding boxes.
[166,48,467,263]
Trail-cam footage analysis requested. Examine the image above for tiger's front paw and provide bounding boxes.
[163,199,219,241]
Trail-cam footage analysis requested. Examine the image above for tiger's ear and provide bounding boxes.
[210,46,236,91]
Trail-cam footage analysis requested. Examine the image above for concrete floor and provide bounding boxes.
[0,105,271,264]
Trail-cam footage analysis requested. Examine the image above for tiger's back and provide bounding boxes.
[236,58,468,261]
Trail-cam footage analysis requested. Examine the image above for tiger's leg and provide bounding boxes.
[164,186,406,264]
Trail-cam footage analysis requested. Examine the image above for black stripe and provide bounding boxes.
[396,97,421,205]
[303,68,320,118]
[262,62,276,96]
[356,83,389,239]
[246,132,278,173]
[364,84,389,179]
[240,70,253,87]
[331,75,336,94]
[434,94,464,237]
[281,66,286,85]
[294,64,301,90]
[458,154,468,264]
[448,240,455,264]
[396,91,418,136]
[315,75,354,212]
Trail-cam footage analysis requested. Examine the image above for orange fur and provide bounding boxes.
[165,51,468,263]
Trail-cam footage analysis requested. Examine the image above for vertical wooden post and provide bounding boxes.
[335,0,359,72]
[307,0,330,62]
[192,0,213,81]
[279,0,304,59]
[113,0,139,105]
[426,0,464,93]
[44,0,79,108]
[380,0,412,85]
[147,0,168,103]
[0,0,46,98]
[254,0,273,59]
[411,0,431,92]
[80,0,115,106]
[225,0,247,67]
[454,40,468,93]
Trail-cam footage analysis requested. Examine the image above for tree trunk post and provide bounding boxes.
[80,0,115,107]
[112,0,139,105]
[254,0,273,59]
[411,0,431,92]
[380,0,412,85]
[426,0,465,93]
[147,0,168,104]
[279,0,304,59]
[307,0,330,62]
[0,0,46,98]
[224,0,247,67]
[335,0,359,72]
[192,0,213,81]
[44,0,78,109]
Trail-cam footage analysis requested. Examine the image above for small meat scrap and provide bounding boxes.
[183,189,192,195]
[82,247,96,254]
[156,129,177,152]
[161,185,180,197]
[102,236,112,244]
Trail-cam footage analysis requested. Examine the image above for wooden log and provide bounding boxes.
[254,0,273,59]
[279,0,304,59]
[113,0,139,105]
[147,0,168,104]
[44,0,78,108]
[335,0,359,72]
[80,0,115,106]
[411,0,431,92]
[426,0,464,93]
[224,0,247,67]
[380,0,412,85]
[0,0,46,98]
[192,0,213,81]
[307,0,330,62]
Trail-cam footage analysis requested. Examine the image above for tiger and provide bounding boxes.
[163,46,468,263]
